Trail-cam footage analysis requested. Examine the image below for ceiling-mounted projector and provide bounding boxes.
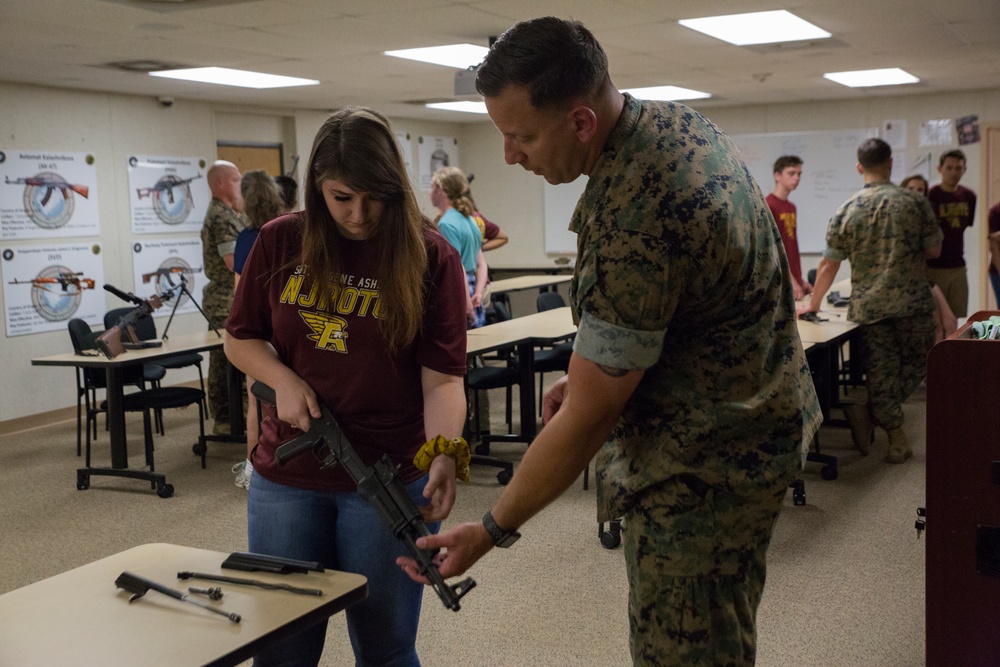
[454,67,480,99]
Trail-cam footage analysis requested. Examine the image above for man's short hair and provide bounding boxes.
[857,138,892,169]
[772,155,803,174]
[939,149,966,166]
[475,16,609,108]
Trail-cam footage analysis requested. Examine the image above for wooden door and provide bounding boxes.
[217,143,282,177]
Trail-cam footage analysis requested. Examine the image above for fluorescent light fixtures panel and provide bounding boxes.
[425,101,488,114]
[623,86,711,101]
[823,68,919,88]
[385,44,490,69]
[679,10,831,46]
[150,67,319,89]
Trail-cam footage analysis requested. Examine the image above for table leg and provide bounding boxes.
[105,365,129,469]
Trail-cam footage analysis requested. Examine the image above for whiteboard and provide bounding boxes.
[543,176,587,255]
[731,128,877,253]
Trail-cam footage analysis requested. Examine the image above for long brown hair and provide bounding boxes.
[432,167,476,217]
[301,107,428,352]
[240,170,284,230]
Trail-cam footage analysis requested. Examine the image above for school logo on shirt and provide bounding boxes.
[300,311,349,353]
[779,211,797,239]
[938,202,970,229]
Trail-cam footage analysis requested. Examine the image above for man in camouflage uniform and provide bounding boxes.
[201,160,246,433]
[398,18,822,667]
[802,138,942,463]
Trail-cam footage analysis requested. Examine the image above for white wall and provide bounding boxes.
[2,80,997,422]
[0,82,222,421]
[463,87,1000,302]
[0,84,477,422]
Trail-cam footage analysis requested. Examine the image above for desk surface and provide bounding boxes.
[489,274,572,294]
[797,308,857,344]
[467,307,576,355]
[32,329,225,369]
[0,543,367,667]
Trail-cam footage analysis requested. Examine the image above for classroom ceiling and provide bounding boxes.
[3,0,999,122]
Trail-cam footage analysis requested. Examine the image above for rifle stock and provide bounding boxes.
[250,381,476,611]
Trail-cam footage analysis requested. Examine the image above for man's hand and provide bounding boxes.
[542,375,569,424]
[796,303,816,317]
[420,454,457,522]
[396,521,493,582]
[792,280,806,300]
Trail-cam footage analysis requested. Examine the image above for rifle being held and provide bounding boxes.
[250,381,476,612]
[5,175,90,205]
[94,283,177,359]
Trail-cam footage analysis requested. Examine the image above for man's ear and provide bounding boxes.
[856,162,864,175]
[569,106,598,143]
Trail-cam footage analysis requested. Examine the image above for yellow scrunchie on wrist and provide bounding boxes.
[413,435,471,482]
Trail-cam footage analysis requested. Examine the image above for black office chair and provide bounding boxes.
[104,306,205,389]
[69,319,164,453]
[466,301,518,442]
[69,318,207,497]
[105,306,206,413]
[533,292,573,414]
[466,301,517,484]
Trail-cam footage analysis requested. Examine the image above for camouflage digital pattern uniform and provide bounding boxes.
[201,197,246,422]
[568,94,822,666]
[824,181,943,430]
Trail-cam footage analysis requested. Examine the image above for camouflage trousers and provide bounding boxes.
[623,470,791,666]
[203,287,233,422]
[858,314,934,431]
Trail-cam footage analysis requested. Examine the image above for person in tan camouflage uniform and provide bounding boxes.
[398,17,821,667]
[201,160,246,434]
[802,138,942,464]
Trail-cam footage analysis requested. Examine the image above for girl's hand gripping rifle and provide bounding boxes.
[250,381,476,612]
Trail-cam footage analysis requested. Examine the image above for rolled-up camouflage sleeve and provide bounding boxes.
[572,228,672,371]
[574,311,663,370]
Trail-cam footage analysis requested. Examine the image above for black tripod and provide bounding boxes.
[159,273,219,341]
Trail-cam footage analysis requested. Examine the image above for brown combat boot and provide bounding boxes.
[885,428,912,464]
[843,402,874,456]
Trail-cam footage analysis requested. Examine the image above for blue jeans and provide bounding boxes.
[247,474,438,667]
[991,272,1000,307]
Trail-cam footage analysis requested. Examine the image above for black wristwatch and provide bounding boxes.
[482,510,521,548]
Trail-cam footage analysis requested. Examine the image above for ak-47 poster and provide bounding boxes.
[0,150,100,240]
[1,243,105,336]
[127,155,209,234]
[131,238,206,319]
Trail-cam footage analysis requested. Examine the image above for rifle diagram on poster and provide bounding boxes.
[0,150,100,240]
[131,238,205,317]
[1,243,105,336]
[417,135,458,191]
[128,155,209,234]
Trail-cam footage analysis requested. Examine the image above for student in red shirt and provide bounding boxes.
[225,107,469,667]
[766,155,811,299]
[926,149,977,317]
